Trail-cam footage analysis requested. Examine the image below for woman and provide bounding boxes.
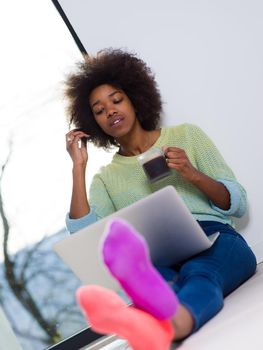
[64,49,256,348]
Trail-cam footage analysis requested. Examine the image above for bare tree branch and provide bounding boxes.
[0,138,62,344]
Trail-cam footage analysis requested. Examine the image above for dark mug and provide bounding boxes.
[138,148,171,183]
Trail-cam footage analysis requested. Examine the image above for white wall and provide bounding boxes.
[55,0,263,262]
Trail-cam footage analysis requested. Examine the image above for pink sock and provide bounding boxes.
[76,285,174,350]
[101,219,178,319]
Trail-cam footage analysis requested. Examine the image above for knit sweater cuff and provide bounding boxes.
[65,208,98,234]
[210,179,247,218]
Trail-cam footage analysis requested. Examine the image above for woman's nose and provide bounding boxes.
[107,107,117,118]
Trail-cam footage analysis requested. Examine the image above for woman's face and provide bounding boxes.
[89,84,138,139]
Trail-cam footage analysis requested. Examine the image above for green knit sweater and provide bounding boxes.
[87,124,246,227]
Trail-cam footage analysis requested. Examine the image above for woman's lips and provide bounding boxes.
[109,117,124,127]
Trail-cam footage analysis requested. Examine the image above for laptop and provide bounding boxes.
[53,186,219,291]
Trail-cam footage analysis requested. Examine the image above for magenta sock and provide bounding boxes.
[100,219,178,319]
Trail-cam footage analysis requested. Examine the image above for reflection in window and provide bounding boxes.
[0,226,86,349]
[0,1,113,349]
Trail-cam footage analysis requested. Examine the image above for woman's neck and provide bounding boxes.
[118,129,161,156]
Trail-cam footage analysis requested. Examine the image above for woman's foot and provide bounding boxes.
[76,285,174,350]
[101,219,178,319]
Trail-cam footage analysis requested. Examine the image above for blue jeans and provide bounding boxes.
[157,221,257,332]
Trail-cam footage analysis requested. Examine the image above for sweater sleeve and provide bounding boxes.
[65,208,98,234]
[187,124,247,218]
[210,179,247,218]
[89,173,116,219]
[65,173,116,234]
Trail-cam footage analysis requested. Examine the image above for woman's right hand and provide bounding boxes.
[66,130,90,167]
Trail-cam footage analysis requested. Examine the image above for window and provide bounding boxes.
[0,2,113,349]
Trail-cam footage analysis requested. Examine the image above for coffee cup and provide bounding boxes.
[138,148,171,183]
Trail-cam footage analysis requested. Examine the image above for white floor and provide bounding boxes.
[176,262,263,350]
[89,262,263,350]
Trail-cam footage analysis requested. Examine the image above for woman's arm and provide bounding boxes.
[66,172,117,233]
[70,163,90,218]
[65,129,116,233]
[66,130,90,219]
[165,146,230,210]
[188,169,230,210]
[164,124,246,214]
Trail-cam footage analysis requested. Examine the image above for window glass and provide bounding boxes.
[0,1,114,349]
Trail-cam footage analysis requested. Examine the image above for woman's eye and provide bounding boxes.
[113,97,123,104]
[94,108,103,115]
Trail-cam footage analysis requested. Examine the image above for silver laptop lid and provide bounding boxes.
[53,186,215,290]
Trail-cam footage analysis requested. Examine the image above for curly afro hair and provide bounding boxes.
[64,48,163,148]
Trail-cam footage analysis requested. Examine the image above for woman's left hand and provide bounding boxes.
[163,146,231,210]
[164,146,199,183]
